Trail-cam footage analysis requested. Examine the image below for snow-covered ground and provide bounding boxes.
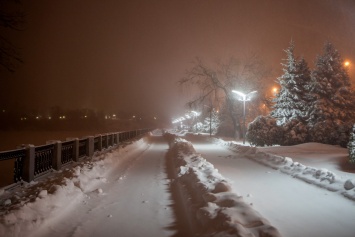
[183,133,355,237]
[1,130,355,237]
[0,132,175,237]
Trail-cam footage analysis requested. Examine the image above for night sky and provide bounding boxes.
[1,0,355,119]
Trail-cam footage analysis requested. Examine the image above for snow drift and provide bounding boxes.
[165,133,282,237]
[215,139,355,201]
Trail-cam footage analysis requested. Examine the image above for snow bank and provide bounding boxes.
[165,133,281,237]
[0,138,148,237]
[215,139,355,201]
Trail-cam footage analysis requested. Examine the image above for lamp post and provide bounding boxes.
[232,90,257,144]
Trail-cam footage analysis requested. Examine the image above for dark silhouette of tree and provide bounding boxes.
[0,0,24,72]
[179,55,271,138]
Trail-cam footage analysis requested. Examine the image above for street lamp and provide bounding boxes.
[272,87,278,96]
[344,60,350,67]
[232,90,257,144]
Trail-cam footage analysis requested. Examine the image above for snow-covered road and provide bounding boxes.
[185,136,355,237]
[28,135,176,237]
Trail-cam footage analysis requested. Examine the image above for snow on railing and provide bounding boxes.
[0,128,152,189]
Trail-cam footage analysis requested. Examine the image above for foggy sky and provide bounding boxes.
[1,0,355,119]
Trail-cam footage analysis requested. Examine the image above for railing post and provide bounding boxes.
[23,145,35,182]
[104,134,108,148]
[115,133,119,145]
[86,136,94,157]
[98,135,103,151]
[52,141,62,171]
[73,138,79,162]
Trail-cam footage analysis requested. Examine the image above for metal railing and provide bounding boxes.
[0,148,26,183]
[0,128,152,188]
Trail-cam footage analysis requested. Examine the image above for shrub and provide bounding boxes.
[281,119,308,145]
[246,116,283,146]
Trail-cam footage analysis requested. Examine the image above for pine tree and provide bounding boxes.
[296,57,312,117]
[348,125,355,163]
[271,41,311,125]
[308,42,355,145]
[203,109,220,135]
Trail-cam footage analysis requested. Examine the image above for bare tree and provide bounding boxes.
[179,54,272,138]
[0,0,24,72]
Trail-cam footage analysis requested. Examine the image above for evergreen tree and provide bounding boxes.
[203,109,220,135]
[271,41,312,128]
[308,42,355,145]
[296,57,312,116]
[348,125,355,163]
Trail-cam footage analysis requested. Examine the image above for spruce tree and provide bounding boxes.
[271,41,311,126]
[308,42,355,145]
[348,125,355,163]
[296,57,312,117]
[203,109,220,135]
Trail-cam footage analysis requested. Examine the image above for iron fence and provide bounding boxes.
[0,128,152,188]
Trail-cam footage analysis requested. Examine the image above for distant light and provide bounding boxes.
[2,110,5,113]
[48,117,51,120]
[344,60,350,67]
[84,115,87,118]
[154,117,157,120]
[36,116,39,119]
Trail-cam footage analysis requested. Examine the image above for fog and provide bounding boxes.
[1,0,354,120]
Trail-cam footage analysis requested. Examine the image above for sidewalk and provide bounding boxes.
[1,135,176,237]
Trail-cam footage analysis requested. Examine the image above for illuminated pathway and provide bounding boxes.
[186,136,355,237]
[30,134,175,237]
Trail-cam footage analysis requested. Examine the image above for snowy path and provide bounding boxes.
[30,135,175,237]
[186,137,355,237]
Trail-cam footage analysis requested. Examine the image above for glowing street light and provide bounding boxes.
[344,60,351,67]
[272,87,278,96]
[232,90,257,144]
